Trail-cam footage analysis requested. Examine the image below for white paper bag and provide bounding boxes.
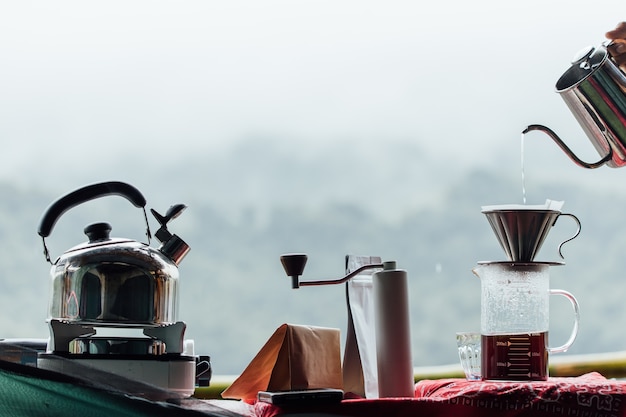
[342,255,381,398]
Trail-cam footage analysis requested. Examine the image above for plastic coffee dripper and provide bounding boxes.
[481,200,581,261]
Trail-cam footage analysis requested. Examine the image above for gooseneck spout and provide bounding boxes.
[523,124,613,169]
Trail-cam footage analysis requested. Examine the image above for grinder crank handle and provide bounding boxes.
[37,181,147,238]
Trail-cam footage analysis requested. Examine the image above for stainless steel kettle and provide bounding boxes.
[525,42,626,168]
[37,181,190,326]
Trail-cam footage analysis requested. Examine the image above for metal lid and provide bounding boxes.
[555,45,608,92]
[62,222,136,255]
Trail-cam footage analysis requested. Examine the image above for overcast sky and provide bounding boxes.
[1,1,624,192]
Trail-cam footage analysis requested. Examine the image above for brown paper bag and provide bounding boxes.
[221,323,342,401]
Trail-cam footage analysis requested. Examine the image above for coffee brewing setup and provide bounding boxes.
[279,254,414,398]
[468,38,626,381]
[12,35,625,405]
[475,202,581,381]
[35,181,203,397]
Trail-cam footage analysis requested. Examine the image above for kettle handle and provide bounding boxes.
[38,181,147,238]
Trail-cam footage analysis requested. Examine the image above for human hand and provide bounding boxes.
[606,22,626,68]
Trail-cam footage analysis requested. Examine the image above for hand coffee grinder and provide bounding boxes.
[279,254,415,398]
[36,181,198,397]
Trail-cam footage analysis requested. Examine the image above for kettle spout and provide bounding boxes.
[523,124,613,169]
[151,205,190,265]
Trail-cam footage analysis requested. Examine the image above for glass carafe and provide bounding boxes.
[474,261,579,381]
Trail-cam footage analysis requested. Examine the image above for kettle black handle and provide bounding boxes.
[38,181,147,238]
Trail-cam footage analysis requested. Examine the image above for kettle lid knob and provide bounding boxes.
[84,222,112,242]
[571,45,595,65]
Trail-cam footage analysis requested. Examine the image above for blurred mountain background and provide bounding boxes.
[1,1,626,375]
[1,142,625,375]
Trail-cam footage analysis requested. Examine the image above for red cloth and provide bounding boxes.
[254,373,626,417]
[415,372,626,417]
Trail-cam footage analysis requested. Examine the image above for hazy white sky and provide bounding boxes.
[0,1,623,188]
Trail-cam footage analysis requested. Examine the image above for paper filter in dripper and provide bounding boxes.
[481,200,565,262]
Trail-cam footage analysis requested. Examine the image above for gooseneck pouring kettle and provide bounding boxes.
[525,42,626,168]
[35,181,200,397]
